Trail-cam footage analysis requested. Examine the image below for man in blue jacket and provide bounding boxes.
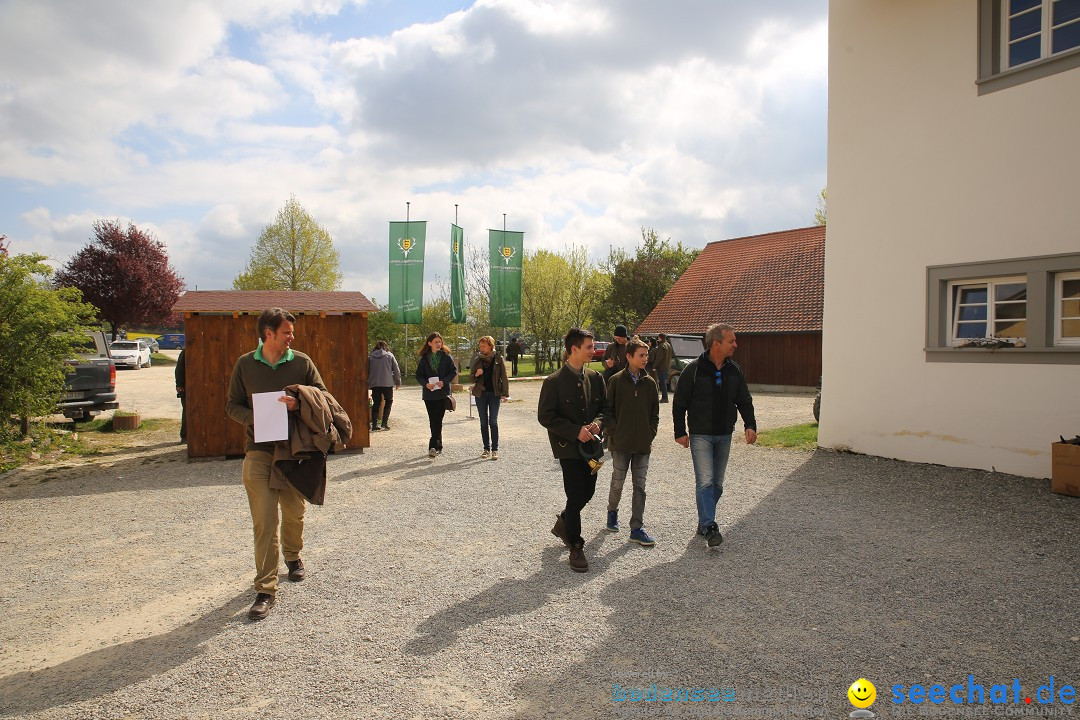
[672,323,757,548]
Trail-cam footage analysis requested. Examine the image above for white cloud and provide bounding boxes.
[1,0,828,304]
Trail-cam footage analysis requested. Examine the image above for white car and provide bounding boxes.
[109,339,151,369]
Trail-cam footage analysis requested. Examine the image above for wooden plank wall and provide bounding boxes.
[735,332,821,387]
[184,313,369,458]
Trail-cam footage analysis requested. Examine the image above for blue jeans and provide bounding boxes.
[689,434,732,529]
[475,392,501,451]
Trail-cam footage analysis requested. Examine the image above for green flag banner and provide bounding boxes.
[389,221,426,324]
[488,229,523,327]
[450,224,466,324]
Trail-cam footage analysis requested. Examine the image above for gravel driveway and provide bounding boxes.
[2,381,1077,719]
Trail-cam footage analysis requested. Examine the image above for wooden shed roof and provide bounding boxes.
[173,290,379,313]
[635,225,825,336]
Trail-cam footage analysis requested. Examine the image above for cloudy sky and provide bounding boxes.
[0,0,827,306]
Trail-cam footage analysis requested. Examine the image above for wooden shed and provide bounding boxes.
[636,226,825,388]
[172,290,379,458]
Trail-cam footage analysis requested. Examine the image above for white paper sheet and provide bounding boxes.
[428,376,440,386]
[252,391,289,443]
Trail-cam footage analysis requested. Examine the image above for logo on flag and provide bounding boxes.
[501,244,516,265]
[398,236,416,258]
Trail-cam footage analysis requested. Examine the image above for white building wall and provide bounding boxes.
[822,0,1080,477]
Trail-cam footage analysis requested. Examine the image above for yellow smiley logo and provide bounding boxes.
[848,679,877,709]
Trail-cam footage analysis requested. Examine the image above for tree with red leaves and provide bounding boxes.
[54,220,185,340]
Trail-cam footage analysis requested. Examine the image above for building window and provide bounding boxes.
[926,252,1080,363]
[1057,271,1080,345]
[1005,0,1080,69]
[949,277,1027,346]
[978,0,1080,94]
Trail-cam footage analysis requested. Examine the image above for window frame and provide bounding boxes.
[1055,270,1080,346]
[926,252,1080,364]
[947,276,1029,346]
[978,0,1080,95]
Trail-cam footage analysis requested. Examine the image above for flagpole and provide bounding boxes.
[502,213,508,358]
[404,201,410,381]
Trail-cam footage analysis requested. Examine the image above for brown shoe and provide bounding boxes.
[568,543,589,573]
[286,558,306,582]
[248,592,275,620]
[551,514,571,548]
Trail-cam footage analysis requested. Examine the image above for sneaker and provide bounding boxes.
[248,592,275,620]
[490,450,498,460]
[480,450,490,459]
[568,543,589,573]
[286,558,305,582]
[629,528,655,547]
[428,448,437,458]
[605,510,620,533]
[371,425,380,432]
[704,522,723,548]
[551,514,571,547]
[380,422,390,430]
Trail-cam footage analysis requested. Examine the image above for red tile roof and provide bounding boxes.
[173,290,379,313]
[636,225,824,335]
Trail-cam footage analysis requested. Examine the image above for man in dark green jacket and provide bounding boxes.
[226,308,327,620]
[537,327,607,573]
[672,323,757,549]
[604,338,660,546]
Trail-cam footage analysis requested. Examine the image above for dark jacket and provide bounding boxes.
[606,368,659,455]
[672,352,756,438]
[602,340,629,379]
[415,350,457,402]
[270,384,353,506]
[652,341,673,374]
[469,353,510,398]
[175,349,186,397]
[226,349,326,453]
[537,364,608,460]
[506,340,520,360]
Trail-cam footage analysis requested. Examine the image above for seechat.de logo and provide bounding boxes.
[848,678,877,719]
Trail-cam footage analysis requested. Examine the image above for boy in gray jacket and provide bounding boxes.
[368,340,401,431]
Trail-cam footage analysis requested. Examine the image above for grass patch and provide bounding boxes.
[0,416,178,473]
[150,352,177,365]
[756,422,819,450]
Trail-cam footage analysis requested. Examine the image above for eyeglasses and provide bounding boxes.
[715,371,723,386]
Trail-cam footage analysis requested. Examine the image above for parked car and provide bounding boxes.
[591,341,610,362]
[140,337,159,353]
[637,333,705,394]
[156,333,185,349]
[110,339,152,369]
[58,330,119,421]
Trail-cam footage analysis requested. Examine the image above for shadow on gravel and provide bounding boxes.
[405,530,638,657]
[504,450,1080,719]
[0,455,239,501]
[0,592,251,718]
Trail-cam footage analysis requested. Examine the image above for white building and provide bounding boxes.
[821,0,1080,478]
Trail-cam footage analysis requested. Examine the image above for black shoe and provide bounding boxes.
[286,558,306,582]
[371,425,380,432]
[248,592,275,620]
[704,523,723,548]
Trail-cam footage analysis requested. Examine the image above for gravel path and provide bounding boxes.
[2,382,1077,719]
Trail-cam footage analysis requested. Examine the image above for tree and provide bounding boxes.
[595,227,699,334]
[521,245,604,374]
[54,220,185,340]
[814,186,827,226]
[0,243,97,434]
[233,196,342,291]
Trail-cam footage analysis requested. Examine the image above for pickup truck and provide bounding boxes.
[58,330,120,421]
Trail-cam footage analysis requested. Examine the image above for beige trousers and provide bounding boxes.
[242,450,305,595]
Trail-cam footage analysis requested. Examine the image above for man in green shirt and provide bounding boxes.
[226,308,327,620]
[604,338,660,546]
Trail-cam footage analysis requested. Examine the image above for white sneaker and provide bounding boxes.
[491,450,499,460]
[428,448,437,458]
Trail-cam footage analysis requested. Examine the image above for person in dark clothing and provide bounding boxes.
[506,336,521,377]
[367,340,401,431]
[537,327,608,573]
[415,332,458,458]
[175,349,186,442]
[672,323,757,549]
[470,335,510,459]
[602,325,629,380]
